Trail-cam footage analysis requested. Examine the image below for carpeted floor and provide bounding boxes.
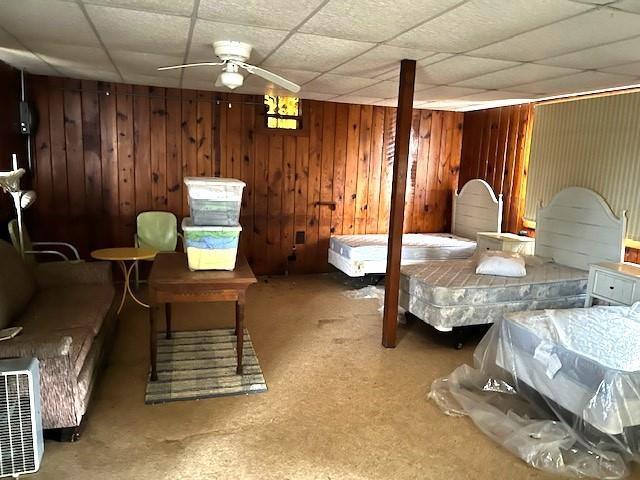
[33,274,633,479]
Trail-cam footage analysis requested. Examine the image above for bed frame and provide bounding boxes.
[452,179,503,238]
[535,186,626,271]
[400,187,627,340]
[328,179,503,277]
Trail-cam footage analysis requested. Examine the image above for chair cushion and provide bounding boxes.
[0,239,36,328]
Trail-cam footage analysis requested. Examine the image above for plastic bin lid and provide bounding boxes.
[181,217,242,232]
[184,176,246,187]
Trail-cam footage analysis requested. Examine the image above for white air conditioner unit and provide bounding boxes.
[0,358,43,478]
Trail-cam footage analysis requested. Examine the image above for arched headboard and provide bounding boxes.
[535,187,626,271]
[451,179,503,239]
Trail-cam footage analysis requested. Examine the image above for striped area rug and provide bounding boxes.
[145,328,267,404]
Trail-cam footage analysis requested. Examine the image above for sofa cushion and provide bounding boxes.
[0,239,36,328]
[17,284,116,337]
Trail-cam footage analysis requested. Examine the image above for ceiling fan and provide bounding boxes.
[158,40,301,93]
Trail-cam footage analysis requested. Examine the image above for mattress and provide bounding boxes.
[328,233,477,277]
[496,306,640,435]
[400,258,588,330]
[330,233,476,261]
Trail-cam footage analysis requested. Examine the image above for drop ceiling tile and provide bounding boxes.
[389,0,590,53]
[58,66,121,82]
[374,98,400,107]
[300,92,336,101]
[510,70,637,95]
[111,51,183,77]
[349,80,433,98]
[332,45,434,78]
[413,85,486,102]
[188,19,288,64]
[86,5,190,56]
[471,8,640,62]
[375,53,455,80]
[302,74,378,95]
[198,0,324,30]
[83,0,195,16]
[299,0,461,43]
[415,55,519,84]
[0,46,57,76]
[26,43,111,71]
[417,100,478,110]
[601,61,640,77]
[122,72,180,88]
[0,0,100,47]
[538,36,640,70]
[456,90,536,101]
[455,63,581,89]
[615,0,640,14]
[332,95,382,105]
[263,33,374,71]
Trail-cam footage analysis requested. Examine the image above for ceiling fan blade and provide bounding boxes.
[157,62,225,71]
[238,63,301,93]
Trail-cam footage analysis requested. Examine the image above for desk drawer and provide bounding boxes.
[592,270,636,304]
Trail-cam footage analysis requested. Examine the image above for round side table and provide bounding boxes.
[91,247,158,314]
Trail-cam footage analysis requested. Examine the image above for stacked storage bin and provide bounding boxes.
[182,177,246,271]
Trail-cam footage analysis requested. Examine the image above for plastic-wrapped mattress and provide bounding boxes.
[400,258,588,330]
[429,304,640,478]
[328,233,476,277]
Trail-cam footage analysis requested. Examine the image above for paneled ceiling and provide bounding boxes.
[1,0,640,110]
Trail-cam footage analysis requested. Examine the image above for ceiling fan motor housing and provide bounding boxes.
[213,40,252,62]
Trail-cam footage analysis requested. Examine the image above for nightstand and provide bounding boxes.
[476,232,535,256]
[585,262,640,307]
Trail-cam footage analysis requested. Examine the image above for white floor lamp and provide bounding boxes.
[1,155,36,258]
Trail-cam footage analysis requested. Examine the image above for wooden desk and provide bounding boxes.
[148,252,257,381]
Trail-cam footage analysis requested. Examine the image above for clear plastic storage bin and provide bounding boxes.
[181,217,242,271]
[184,177,245,226]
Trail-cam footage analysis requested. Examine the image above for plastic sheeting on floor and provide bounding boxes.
[429,304,640,479]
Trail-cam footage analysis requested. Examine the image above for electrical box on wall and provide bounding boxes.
[19,101,36,135]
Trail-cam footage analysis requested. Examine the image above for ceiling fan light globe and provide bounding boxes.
[218,71,244,89]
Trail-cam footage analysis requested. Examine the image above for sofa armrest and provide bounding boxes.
[0,332,72,359]
[36,261,113,288]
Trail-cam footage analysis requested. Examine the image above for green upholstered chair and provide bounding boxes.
[8,219,81,265]
[134,211,182,287]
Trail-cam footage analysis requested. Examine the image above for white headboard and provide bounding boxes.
[452,179,503,239]
[535,187,626,271]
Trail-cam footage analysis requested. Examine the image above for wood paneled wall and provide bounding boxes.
[26,75,463,275]
[459,102,639,262]
[458,103,534,234]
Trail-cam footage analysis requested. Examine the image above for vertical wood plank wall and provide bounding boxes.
[458,103,640,262]
[458,104,534,234]
[26,75,463,275]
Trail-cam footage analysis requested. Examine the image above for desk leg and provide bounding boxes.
[236,301,244,375]
[165,303,172,339]
[149,305,158,381]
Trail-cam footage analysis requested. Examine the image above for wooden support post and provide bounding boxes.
[382,59,417,348]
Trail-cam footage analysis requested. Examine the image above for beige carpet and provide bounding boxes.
[33,274,634,480]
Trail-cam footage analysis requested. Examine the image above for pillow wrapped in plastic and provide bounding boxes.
[429,303,640,479]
